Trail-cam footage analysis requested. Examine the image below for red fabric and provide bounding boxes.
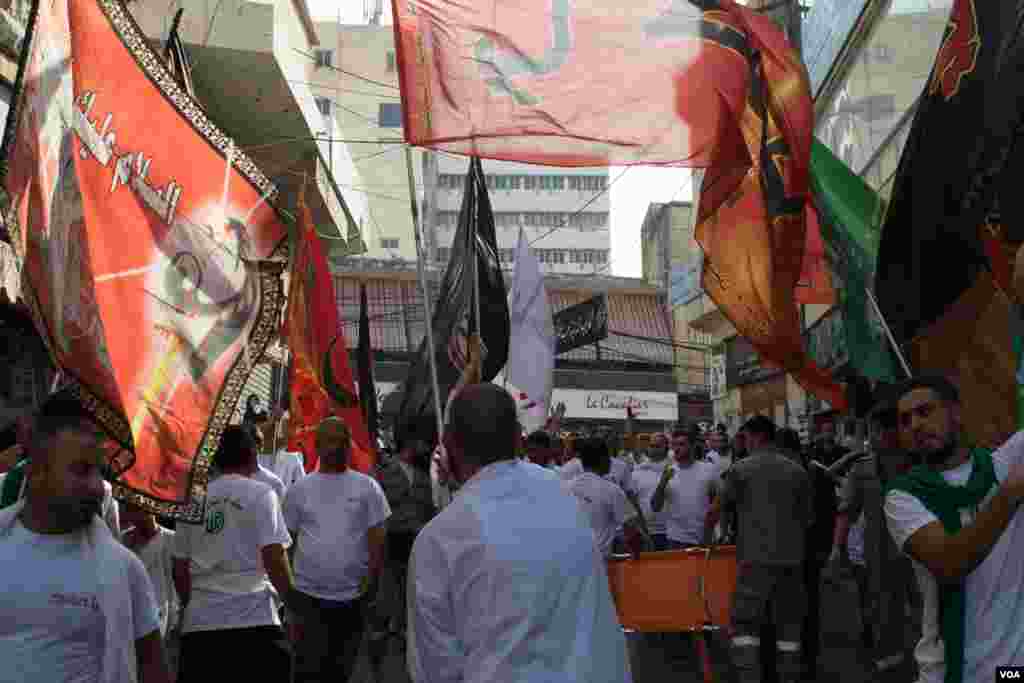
[284,202,374,474]
[3,0,287,515]
[796,206,837,305]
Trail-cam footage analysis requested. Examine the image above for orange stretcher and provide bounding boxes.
[607,546,739,683]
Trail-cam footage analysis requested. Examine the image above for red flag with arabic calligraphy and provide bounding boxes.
[392,0,844,408]
[1,0,288,521]
[283,200,373,474]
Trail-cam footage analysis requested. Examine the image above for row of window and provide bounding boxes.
[314,98,402,129]
[437,173,608,192]
[436,211,608,230]
[314,49,397,73]
[434,247,609,266]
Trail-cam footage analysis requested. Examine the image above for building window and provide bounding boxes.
[380,238,399,250]
[386,51,397,72]
[315,96,332,119]
[871,44,892,63]
[436,247,451,262]
[315,49,334,69]
[378,102,402,127]
[567,175,608,192]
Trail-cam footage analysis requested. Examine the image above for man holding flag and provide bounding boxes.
[885,376,1024,683]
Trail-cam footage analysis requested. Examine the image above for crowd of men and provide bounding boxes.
[1,374,1023,683]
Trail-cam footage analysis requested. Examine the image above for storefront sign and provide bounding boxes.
[709,353,727,400]
[554,294,608,355]
[552,388,677,422]
[725,336,783,387]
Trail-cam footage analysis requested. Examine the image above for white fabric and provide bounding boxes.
[631,459,668,536]
[505,228,556,434]
[129,527,177,635]
[560,456,634,495]
[172,475,291,633]
[885,431,1024,683]
[100,481,120,539]
[257,450,305,492]
[282,470,391,601]
[407,460,632,683]
[253,465,286,502]
[0,500,158,683]
[567,472,635,557]
[662,460,718,545]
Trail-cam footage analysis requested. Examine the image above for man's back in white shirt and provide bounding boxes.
[172,474,291,633]
[561,456,634,494]
[568,471,633,557]
[409,460,631,683]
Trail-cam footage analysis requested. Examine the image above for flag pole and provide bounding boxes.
[472,161,483,343]
[405,145,447,443]
[864,285,913,378]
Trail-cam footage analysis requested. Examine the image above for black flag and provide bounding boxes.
[394,158,510,444]
[357,283,378,445]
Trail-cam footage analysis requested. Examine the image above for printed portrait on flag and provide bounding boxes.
[2,0,287,520]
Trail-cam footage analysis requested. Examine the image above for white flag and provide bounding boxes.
[506,229,555,434]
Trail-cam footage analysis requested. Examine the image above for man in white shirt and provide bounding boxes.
[706,427,732,476]
[561,446,635,494]
[0,392,169,683]
[885,376,1024,683]
[172,425,296,681]
[651,426,719,549]
[246,426,287,501]
[257,412,306,491]
[408,384,632,683]
[525,431,560,469]
[632,432,671,551]
[284,417,390,683]
[568,437,644,557]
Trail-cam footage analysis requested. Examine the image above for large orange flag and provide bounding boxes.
[284,199,373,473]
[2,0,287,520]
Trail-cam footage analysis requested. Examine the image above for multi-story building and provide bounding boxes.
[432,155,610,275]
[640,201,713,423]
[311,22,423,262]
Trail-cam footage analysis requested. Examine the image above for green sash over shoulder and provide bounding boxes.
[885,449,997,683]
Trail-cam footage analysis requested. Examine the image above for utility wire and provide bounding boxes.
[293,48,401,90]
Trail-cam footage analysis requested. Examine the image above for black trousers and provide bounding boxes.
[292,591,367,683]
[178,625,290,682]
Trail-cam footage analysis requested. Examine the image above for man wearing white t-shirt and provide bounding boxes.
[567,437,644,557]
[633,433,671,550]
[651,427,719,549]
[283,417,390,683]
[561,449,635,494]
[257,413,306,491]
[172,425,296,681]
[885,376,1024,683]
[0,393,169,683]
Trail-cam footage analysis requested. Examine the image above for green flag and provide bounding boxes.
[809,140,897,382]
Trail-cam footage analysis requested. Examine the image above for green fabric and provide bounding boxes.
[809,140,897,382]
[885,449,998,683]
[1,457,29,509]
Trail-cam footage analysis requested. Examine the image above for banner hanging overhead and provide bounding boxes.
[2,0,288,520]
[392,0,802,167]
[554,294,608,355]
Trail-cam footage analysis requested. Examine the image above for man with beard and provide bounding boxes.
[632,432,671,550]
[0,393,169,683]
[827,385,920,682]
[885,376,1024,683]
[651,426,719,549]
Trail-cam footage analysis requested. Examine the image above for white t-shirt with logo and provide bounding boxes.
[282,470,391,602]
[252,466,286,502]
[258,451,305,492]
[567,472,635,557]
[663,460,719,545]
[632,459,669,536]
[172,475,291,634]
[886,431,1024,683]
[0,521,160,681]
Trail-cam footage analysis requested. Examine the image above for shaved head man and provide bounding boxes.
[409,384,633,683]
